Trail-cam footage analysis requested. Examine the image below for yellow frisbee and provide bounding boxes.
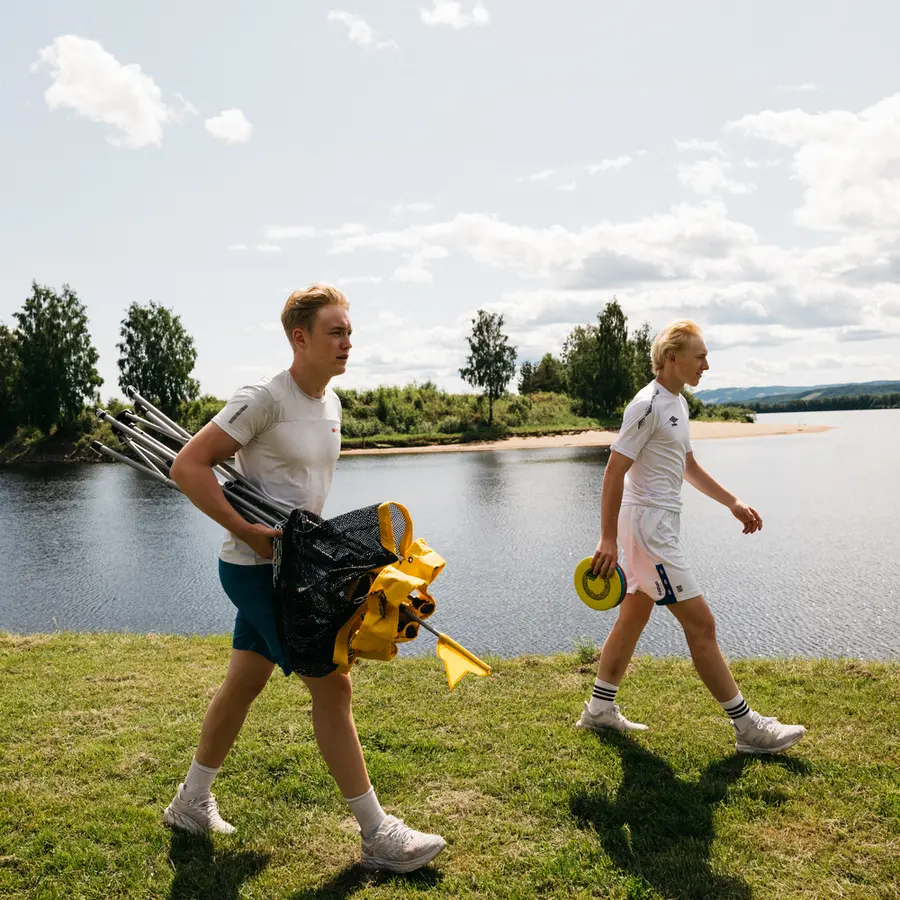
[574,557,627,611]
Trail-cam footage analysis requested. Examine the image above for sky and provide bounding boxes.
[2,0,900,399]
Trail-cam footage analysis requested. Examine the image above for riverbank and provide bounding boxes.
[342,419,832,456]
[0,418,816,467]
[0,633,895,899]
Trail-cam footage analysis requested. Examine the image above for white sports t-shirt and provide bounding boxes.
[211,370,342,565]
[610,380,692,513]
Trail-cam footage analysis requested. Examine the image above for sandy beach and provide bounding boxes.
[341,420,832,457]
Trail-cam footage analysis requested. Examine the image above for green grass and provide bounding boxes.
[1,634,896,899]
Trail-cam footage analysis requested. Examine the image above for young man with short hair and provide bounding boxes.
[578,320,807,754]
[162,283,446,873]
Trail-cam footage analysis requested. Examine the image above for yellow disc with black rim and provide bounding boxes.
[574,557,627,611]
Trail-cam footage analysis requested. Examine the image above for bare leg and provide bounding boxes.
[299,670,370,799]
[195,649,275,768]
[596,591,655,684]
[667,595,739,703]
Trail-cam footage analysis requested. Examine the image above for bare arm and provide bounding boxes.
[591,450,633,576]
[170,421,282,558]
[684,452,763,534]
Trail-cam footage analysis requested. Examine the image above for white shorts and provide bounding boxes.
[618,505,702,605]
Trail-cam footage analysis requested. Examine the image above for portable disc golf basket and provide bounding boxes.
[90,388,490,687]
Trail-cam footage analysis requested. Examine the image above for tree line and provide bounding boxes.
[0,281,200,442]
[739,393,900,413]
[457,299,740,424]
[1,281,749,454]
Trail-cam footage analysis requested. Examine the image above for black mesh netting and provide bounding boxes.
[272,504,405,677]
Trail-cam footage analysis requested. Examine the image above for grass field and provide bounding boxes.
[0,633,897,899]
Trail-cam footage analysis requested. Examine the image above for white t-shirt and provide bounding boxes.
[212,370,342,565]
[610,380,693,513]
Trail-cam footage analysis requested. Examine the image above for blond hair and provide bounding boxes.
[281,282,349,346]
[651,320,703,373]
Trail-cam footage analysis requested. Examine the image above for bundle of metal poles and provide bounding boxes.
[91,387,288,528]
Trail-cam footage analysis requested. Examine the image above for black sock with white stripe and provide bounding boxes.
[588,679,619,714]
[721,692,753,731]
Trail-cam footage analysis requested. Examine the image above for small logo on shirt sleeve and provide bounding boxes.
[228,404,249,424]
[669,415,679,426]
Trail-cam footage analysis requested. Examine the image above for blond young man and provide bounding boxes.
[577,320,807,754]
[162,284,446,873]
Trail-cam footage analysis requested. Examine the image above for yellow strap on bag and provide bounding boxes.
[348,565,425,660]
[330,500,490,691]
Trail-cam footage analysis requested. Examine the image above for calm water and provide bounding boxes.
[1,410,898,660]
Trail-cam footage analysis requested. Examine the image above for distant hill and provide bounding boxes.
[695,381,900,405]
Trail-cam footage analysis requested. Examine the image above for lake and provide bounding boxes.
[0,410,897,661]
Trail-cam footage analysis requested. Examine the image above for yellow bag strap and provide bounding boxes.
[377,502,413,559]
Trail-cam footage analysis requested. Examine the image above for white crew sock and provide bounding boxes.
[182,758,220,798]
[345,786,387,838]
[587,678,619,715]
[721,692,753,732]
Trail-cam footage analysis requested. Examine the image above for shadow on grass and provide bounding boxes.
[571,734,811,900]
[168,831,270,900]
[288,863,443,899]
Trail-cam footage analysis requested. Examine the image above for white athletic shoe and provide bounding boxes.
[361,815,447,873]
[734,713,807,755]
[162,784,236,835]
[575,701,649,733]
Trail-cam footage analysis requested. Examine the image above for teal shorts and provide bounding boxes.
[218,559,291,676]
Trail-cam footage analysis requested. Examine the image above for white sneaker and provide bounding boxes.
[361,814,447,873]
[162,784,236,835]
[734,713,807,754]
[575,701,649,733]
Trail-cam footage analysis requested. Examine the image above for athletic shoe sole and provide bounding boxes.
[575,718,648,733]
[362,839,447,873]
[162,804,236,835]
[163,806,206,834]
[735,729,807,755]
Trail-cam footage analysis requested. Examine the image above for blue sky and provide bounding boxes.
[2,1,899,398]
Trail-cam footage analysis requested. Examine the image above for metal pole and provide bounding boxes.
[91,441,177,488]
[125,386,192,440]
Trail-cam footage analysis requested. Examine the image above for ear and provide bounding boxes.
[291,326,307,349]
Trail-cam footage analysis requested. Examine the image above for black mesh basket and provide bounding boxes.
[272,504,408,677]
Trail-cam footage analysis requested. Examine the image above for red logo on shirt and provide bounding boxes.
[332,427,339,433]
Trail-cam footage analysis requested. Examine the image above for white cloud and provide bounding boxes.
[228,244,249,251]
[205,109,253,143]
[420,1,489,29]
[675,138,725,155]
[32,35,173,148]
[255,244,282,253]
[391,201,434,214]
[585,155,632,174]
[517,169,557,183]
[776,83,819,93]
[392,246,449,283]
[678,158,757,195]
[558,181,577,192]
[327,202,759,283]
[327,11,399,51]
[743,158,761,169]
[730,94,900,231]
